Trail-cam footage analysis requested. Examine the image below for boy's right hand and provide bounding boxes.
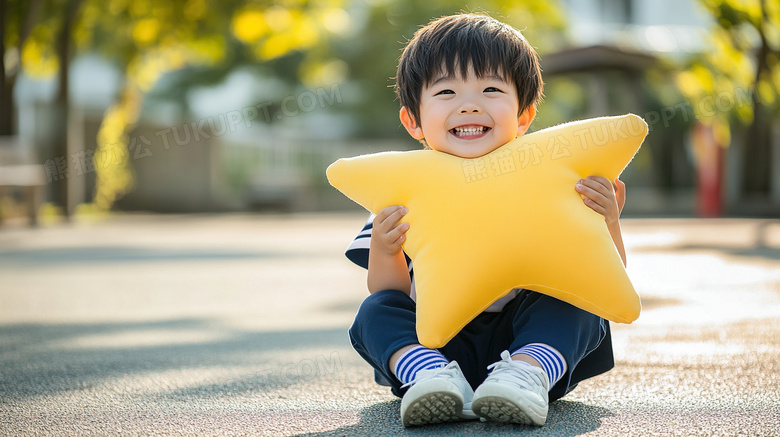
[372,206,410,256]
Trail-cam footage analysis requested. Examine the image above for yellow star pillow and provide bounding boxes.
[328,114,648,348]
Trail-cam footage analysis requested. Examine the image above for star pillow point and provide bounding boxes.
[327,114,648,348]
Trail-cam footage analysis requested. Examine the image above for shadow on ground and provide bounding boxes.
[294,399,614,437]
[0,319,349,401]
[0,246,292,267]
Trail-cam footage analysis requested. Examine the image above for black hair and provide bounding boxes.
[395,13,544,125]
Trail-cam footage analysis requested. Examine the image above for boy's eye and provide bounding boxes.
[484,87,503,93]
[434,89,455,96]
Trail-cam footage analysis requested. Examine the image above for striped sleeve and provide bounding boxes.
[345,214,413,275]
[345,215,374,269]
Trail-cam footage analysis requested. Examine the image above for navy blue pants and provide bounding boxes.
[349,289,614,401]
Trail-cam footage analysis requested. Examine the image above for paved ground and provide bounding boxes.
[1,212,779,436]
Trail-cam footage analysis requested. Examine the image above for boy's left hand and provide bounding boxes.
[575,176,625,225]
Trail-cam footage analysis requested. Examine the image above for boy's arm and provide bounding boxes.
[575,177,628,267]
[367,206,412,294]
[606,216,627,268]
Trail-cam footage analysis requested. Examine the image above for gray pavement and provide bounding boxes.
[1,213,779,436]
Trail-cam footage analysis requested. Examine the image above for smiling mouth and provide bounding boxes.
[450,125,491,139]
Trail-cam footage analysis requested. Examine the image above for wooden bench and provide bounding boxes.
[0,136,46,227]
[0,165,45,226]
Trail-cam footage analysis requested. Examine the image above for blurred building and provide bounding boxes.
[550,0,779,217]
[545,0,703,217]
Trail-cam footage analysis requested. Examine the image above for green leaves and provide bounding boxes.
[677,0,780,133]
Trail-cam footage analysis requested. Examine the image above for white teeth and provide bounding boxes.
[454,126,486,136]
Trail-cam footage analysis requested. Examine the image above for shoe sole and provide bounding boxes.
[401,379,477,427]
[402,390,465,427]
[473,396,541,425]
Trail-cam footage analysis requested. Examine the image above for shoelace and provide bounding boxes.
[485,352,545,390]
[401,363,454,389]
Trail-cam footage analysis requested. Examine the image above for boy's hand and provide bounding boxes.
[372,205,410,256]
[575,176,624,225]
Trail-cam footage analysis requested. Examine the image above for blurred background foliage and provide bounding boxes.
[3,0,568,211]
[2,0,780,216]
[675,0,780,193]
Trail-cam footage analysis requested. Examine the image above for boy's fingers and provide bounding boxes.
[385,208,408,230]
[388,222,409,238]
[584,176,614,194]
[586,175,611,185]
[584,198,606,215]
[373,207,392,224]
[615,179,626,196]
[579,177,622,218]
[384,222,409,244]
[614,179,626,209]
[576,180,609,204]
[376,206,407,230]
[376,205,400,220]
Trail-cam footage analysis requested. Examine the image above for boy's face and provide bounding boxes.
[400,66,535,158]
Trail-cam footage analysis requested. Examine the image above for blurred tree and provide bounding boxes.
[145,1,567,138]
[4,0,348,211]
[4,0,566,211]
[676,0,780,194]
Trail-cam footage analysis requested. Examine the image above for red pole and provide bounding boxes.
[693,122,723,217]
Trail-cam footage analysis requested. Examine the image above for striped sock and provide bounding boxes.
[393,345,449,385]
[511,343,568,390]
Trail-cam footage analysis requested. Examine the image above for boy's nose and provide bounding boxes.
[459,104,482,114]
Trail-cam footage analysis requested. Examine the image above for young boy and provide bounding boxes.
[346,13,626,427]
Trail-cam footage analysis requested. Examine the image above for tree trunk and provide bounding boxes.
[0,0,12,136]
[742,0,772,194]
[52,0,83,217]
[741,0,772,196]
[0,0,42,136]
[743,107,771,195]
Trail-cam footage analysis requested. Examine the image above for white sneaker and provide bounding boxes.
[472,350,549,426]
[399,360,479,427]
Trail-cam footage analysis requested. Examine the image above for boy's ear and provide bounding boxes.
[400,107,425,139]
[516,106,537,136]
